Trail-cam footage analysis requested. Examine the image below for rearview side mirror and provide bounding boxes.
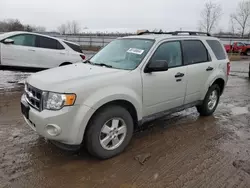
[144,60,168,73]
[3,39,14,44]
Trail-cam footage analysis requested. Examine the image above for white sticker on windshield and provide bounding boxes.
[127,48,144,55]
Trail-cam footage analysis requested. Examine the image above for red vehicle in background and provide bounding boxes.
[224,42,250,55]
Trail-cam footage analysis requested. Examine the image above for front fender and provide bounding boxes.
[84,86,142,120]
[74,86,143,144]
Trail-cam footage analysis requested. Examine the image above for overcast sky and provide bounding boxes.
[0,0,240,32]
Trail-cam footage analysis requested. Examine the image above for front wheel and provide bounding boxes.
[85,105,134,159]
[196,84,220,116]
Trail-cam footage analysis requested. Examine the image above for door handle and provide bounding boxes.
[175,72,185,78]
[60,52,66,55]
[206,66,214,71]
[28,49,35,52]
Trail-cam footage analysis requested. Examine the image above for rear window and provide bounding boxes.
[64,41,82,53]
[36,36,64,50]
[206,40,226,60]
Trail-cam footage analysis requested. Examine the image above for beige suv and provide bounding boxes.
[21,31,230,159]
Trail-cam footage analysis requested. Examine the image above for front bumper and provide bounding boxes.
[21,94,95,145]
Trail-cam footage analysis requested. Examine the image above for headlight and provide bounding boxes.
[43,92,76,110]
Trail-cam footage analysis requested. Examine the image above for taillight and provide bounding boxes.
[80,55,86,60]
[227,62,231,75]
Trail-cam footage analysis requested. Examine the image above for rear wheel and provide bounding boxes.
[85,105,134,159]
[246,50,250,56]
[196,84,220,116]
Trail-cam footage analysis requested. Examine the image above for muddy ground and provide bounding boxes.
[1,62,250,188]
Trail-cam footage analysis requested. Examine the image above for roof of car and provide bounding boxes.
[0,31,67,42]
[123,34,219,41]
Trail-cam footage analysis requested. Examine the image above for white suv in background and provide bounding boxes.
[0,31,85,69]
[21,31,230,159]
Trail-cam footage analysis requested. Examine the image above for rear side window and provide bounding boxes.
[182,40,209,65]
[36,36,64,50]
[64,41,82,53]
[206,40,226,60]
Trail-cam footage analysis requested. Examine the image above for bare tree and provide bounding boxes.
[66,22,72,34]
[71,20,81,34]
[231,1,250,37]
[58,24,67,34]
[199,1,222,33]
[0,19,24,32]
[229,15,236,35]
[0,19,47,33]
[0,21,9,32]
[34,26,46,32]
[58,21,81,34]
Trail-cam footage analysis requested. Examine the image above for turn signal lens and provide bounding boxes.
[65,94,76,106]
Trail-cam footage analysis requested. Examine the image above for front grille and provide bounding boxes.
[25,84,43,111]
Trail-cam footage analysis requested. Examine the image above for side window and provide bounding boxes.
[182,40,209,65]
[237,42,244,47]
[36,36,64,50]
[150,41,182,68]
[57,42,64,50]
[206,40,226,60]
[64,41,82,53]
[7,34,36,47]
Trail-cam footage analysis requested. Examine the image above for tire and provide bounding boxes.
[246,50,250,56]
[50,140,82,152]
[196,84,220,116]
[85,105,134,159]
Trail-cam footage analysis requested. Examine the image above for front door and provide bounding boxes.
[1,34,37,67]
[142,41,187,117]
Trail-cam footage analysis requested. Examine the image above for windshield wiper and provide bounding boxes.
[84,60,93,64]
[93,63,113,68]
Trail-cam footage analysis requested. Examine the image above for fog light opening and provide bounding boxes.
[46,124,61,136]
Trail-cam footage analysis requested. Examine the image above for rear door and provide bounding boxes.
[36,36,66,68]
[1,34,37,67]
[182,40,214,104]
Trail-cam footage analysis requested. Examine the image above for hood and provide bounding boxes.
[27,63,126,92]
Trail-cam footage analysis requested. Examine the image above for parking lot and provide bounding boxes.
[0,61,250,188]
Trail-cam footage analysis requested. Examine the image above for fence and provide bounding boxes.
[54,35,118,47]
[57,35,250,47]
[2,32,250,47]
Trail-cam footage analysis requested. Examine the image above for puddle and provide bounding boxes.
[0,70,30,91]
[231,107,249,116]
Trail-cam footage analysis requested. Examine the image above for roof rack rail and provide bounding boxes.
[137,30,211,36]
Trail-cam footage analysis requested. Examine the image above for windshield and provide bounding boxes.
[90,38,154,70]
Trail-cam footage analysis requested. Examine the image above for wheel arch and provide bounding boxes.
[211,78,225,95]
[59,62,72,66]
[81,99,139,144]
[202,75,226,101]
[89,99,139,129]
